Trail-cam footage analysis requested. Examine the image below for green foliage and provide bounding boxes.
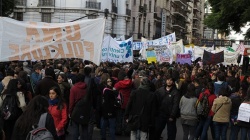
[204,0,250,39]
[2,0,15,17]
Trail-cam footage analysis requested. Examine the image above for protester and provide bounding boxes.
[48,86,68,139]
[57,74,71,106]
[179,83,198,140]
[125,77,156,140]
[12,95,58,140]
[212,88,232,140]
[154,75,181,140]
[0,79,26,140]
[30,64,42,93]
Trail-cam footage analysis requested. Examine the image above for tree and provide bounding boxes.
[1,0,15,17]
[204,0,250,39]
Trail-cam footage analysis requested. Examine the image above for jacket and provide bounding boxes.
[69,82,87,114]
[101,87,117,118]
[30,72,42,87]
[48,103,68,135]
[125,86,156,132]
[35,76,60,96]
[198,89,217,116]
[11,113,58,140]
[58,82,71,105]
[155,86,180,118]
[0,92,26,111]
[214,81,228,96]
[179,95,198,120]
[114,79,133,109]
[1,76,13,92]
[212,96,232,122]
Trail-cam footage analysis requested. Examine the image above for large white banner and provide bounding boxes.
[0,17,105,65]
[101,36,133,63]
[133,32,176,50]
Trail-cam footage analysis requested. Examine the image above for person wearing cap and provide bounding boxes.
[153,75,181,140]
[35,67,60,97]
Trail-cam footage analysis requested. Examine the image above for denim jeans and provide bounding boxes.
[240,127,250,140]
[213,122,229,140]
[131,130,147,140]
[71,121,88,140]
[101,117,116,140]
[229,121,240,140]
[182,124,196,140]
[195,116,214,140]
[154,115,177,140]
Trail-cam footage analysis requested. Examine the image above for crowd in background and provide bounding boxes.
[0,58,249,140]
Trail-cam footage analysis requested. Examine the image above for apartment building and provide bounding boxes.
[13,0,132,38]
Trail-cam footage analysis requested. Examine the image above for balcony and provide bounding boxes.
[193,24,200,30]
[173,7,187,18]
[126,9,131,16]
[112,5,118,13]
[86,1,101,10]
[193,14,200,20]
[38,0,55,7]
[173,0,187,7]
[166,23,172,30]
[193,4,200,12]
[15,0,26,6]
[172,20,186,29]
[154,13,161,20]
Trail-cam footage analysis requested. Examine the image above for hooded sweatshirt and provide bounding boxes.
[212,96,232,122]
[69,82,87,114]
[114,79,133,109]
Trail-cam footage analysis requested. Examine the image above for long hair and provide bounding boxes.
[58,74,68,83]
[49,86,65,110]
[185,83,196,98]
[14,95,49,135]
[2,79,19,96]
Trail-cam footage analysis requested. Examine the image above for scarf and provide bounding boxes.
[49,98,59,106]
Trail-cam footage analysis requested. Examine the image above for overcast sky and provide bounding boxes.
[229,23,250,40]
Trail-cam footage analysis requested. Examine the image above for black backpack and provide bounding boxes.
[1,94,22,120]
[196,92,210,118]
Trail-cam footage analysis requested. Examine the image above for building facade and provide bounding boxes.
[13,0,132,38]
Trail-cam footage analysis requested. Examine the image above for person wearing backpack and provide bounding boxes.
[12,95,58,140]
[212,88,232,140]
[194,82,216,140]
[48,86,68,140]
[0,79,26,140]
[179,83,198,140]
[69,73,89,140]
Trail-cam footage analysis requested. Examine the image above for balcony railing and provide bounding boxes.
[15,0,26,6]
[193,24,200,30]
[193,4,200,12]
[173,0,187,7]
[86,1,101,10]
[172,20,186,29]
[112,5,118,13]
[173,7,187,17]
[38,0,55,7]
[126,9,131,16]
[193,14,201,20]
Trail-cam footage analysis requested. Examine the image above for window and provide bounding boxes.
[149,1,151,12]
[133,17,135,31]
[138,17,141,34]
[148,22,150,38]
[15,12,23,21]
[42,13,51,23]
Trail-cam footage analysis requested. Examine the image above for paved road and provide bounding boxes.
[66,119,233,140]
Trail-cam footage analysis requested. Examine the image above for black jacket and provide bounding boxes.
[101,87,118,118]
[155,86,180,118]
[12,113,58,140]
[125,87,156,132]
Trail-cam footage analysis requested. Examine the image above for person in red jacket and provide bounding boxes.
[48,86,68,140]
[114,70,133,135]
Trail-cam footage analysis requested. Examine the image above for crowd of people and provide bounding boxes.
[0,58,249,140]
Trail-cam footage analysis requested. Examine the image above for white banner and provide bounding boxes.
[148,45,173,64]
[101,36,133,63]
[0,17,105,65]
[133,32,176,50]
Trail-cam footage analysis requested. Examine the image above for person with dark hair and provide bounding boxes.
[212,88,232,140]
[57,74,71,106]
[30,64,42,93]
[12,95,58,140]
[1,68,14,93]
[0,79,26,140]
[214,72,228,96]
[193,78,204,98]
[179,83,198,140]
[69,67,79,85]
[195,82,217,140]
[69,73,89,140]
[237,87,250,140]
[35,67,60,97]
[48,86,68,139]
[153,75,181,140]
[125,77,156,140]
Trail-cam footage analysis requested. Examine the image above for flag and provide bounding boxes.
[227,47,235,52]
[236,43,245,52]
[203,50,224,65]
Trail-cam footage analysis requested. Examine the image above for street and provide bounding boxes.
[66,119,219,140]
